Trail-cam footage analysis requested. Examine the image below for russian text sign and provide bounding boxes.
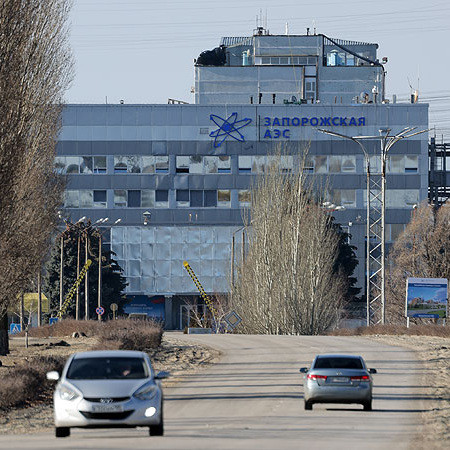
[406,278,448,319]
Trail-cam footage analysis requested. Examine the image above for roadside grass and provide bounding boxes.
[0,319,163,412]
[331,324,450,337]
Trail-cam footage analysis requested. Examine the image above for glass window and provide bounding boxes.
[55,157,65,174]
[204,190,217,207]
[304,156,314,173]
[114,190,127,207]
[389,224,405,242]
[93,190,107,208]
[65,190,79,208]
[280,156,293,172]
[329,155,342,173]
[190,190,203,207]
[238,156,252,173]
[204,156,218,174]
[79,190,93,208]
[141,156,155,173]
[155,156,169,173]
[270,57,280,65]
[366,155,381,172]
[341,156,356,173]
[176,156,190,173]
[94,156,107,174]
[189,155,203,174]
[155,190,168,208]
[218,190,231,207]
[307,57,317,65]
[80,157,93,174]
[341,190,356,207]
[142,190,155,208]
[176,189,189,207]
[279,57,289,65]
[128,156,141,173]
[238,190,251,205]
[389,155,405,173]
[253,156,266,173]
[218,156,231,173]
[128,190,141,208]
[114,156,127,173]
[405,155,418,173]
[66,156,81,174]
[261,57,270,65]
[298,56,308,65]
[314,156,327,173]
[67,357,148,380]
[405,189,419,206]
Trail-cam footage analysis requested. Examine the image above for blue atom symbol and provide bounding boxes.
[209,113,252,148]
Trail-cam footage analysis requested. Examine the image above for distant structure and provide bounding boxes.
[57,28,428,328]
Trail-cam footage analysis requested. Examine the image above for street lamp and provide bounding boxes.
[317,126,429,325]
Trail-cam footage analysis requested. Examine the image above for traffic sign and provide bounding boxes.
[224,310,242,329]
[110,303,118,312]
[49,317,58,325]
[9,323,21,334]
[96,306,105,316]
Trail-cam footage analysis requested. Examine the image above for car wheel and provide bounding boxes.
[304,401,313,410]
[149,402,164,436]
[363,400,372,411]
[55,427,70,438]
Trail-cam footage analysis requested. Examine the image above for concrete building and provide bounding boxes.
[58,30,428,328]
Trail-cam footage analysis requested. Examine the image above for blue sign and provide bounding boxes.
[124,295,165,321]
[209,112,252,148]
[96,306,105,316]
[9,323,21,334]
[406,277,447,319]
[49,317,58,325]
[262,115,366,140]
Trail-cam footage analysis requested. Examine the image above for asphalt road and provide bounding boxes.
[0,334,426,449]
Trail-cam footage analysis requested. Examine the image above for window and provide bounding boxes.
[142,156,155,173]
[114,157,128,173]
[190,190,203,207]
[142,190,155,208]
[66,156,81,174]
[218,190,231,207]
[93,190,107,208]
[204,190,217,207]
[114,156,141,174]
[94,156,107,174]
[341,156,356,173]
[114,190,127,207]
[304,156,314,173]
[155,156,169,173]
[176,156,190,173]
[405,155,419,173]
[314,156,327,173]
[80,157,93,174]
[388,155,404,173]
[155,190,168,208]
[64,190,79,208]
[218,156,231,173]
[238,156,252,173]
[331,189,356,208]
[238,190,251,206]
[176,190,189,207]
[127,190,141,208]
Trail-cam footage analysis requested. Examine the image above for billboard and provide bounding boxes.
[123,295,165,321]
[406,278,448,318]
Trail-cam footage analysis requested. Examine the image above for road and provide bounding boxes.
[0,334,426,449]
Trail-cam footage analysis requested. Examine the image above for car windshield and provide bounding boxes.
[313,357,363,370]
[66,357,149,380]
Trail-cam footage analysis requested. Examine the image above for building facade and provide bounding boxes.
[58,31,428,328]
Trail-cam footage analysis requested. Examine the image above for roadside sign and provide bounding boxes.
[224,310,242,329]
[406,278,448,319]
[49,317,58,325]
[96,306,105,316]
[9,323,21,334]
[110,303,118,312]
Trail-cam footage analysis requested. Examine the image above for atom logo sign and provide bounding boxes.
[209,112,252,148]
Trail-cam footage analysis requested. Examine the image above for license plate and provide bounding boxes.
[91,404,124,413]
[330,377,349,383]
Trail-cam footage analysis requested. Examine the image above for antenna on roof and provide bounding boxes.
[313,20,317,35]
[265,8,268,32]
[285,22,289,35]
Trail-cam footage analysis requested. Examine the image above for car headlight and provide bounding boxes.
[133,383,158,401]
[58,384,80,401]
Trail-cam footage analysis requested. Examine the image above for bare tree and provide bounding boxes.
[386,202,450,322]
[230,149,346,335]
[0,0,73,354]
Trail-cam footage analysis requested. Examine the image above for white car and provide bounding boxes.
[47,350,168,438]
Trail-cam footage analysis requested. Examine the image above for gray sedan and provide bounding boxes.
[300,354,377,411]
[46,350,168,438]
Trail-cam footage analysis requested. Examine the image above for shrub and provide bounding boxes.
[330,324,450,337]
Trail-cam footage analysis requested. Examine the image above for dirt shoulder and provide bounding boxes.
[369,334,450,449]
[0,333,220,435]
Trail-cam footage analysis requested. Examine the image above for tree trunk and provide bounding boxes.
[0,313,9,355]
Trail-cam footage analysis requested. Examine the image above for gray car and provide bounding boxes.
[46,350,168,438]
[300,354,377,411]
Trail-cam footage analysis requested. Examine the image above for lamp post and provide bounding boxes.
[317,126,429,325]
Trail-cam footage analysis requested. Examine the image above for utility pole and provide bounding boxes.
[75,234,81,320]
[85,233,89,320]
[318,126,429,325]
[37,271,42,327]
[59,234,64,310]
[97,233,102,321]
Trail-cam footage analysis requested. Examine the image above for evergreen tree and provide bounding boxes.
[43,220,128,320]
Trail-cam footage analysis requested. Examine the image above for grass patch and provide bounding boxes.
[331,324,450,337]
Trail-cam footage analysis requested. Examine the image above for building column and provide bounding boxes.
[164,295,173,330]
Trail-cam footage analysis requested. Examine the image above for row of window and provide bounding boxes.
[64,189,252,209]
[257,56,318,66]
[55,154,420,175]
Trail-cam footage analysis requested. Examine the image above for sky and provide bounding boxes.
[68,0,450,138]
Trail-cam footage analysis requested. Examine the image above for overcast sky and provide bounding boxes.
[68,0,450,138]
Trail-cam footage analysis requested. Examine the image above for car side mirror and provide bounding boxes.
[299,367,308,373]
[46,371,60,381]
[369,368,377,374]
[154,371,170,380]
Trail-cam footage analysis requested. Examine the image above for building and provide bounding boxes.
[57,30,428,328]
